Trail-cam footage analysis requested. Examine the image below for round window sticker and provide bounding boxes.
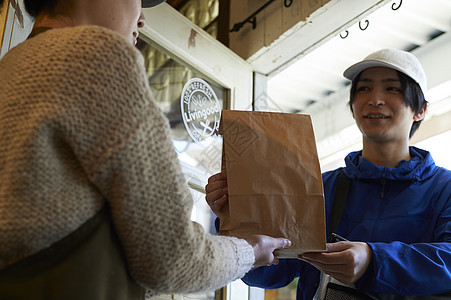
[181,78,221,144]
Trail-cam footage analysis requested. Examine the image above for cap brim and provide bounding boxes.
[142,0,166,8]
[343,60,405,81]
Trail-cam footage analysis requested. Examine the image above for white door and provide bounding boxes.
[140,4,258,300]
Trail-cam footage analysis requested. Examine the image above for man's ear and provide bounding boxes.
[350,103,355,120]
[413,104,427,121]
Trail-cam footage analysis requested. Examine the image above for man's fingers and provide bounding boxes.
[325,241,351,252]
[207,172,227,183]
[209,195,228,215]
[211,195,227,207]
[299,242,371,285]
[300,241,350,263]
[205,179,227,193]
[205,172,229,216]
[205,189,225,204]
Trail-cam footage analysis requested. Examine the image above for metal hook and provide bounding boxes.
[230,23,243,32]
[392,0,402,10]
[229,0,275,32]
[284,0,293,8]
[340,31,349,39]
[249,17,257,30]
[359,20,369,31]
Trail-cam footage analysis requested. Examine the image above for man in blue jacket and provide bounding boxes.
[206,48,451,299]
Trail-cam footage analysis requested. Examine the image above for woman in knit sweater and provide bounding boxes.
[0,0,291,298]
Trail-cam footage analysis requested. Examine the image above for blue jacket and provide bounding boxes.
[242,147,451,299]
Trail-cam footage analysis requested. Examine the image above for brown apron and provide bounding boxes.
[0,205,145,300]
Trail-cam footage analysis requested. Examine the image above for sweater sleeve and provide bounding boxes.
[56,26,254,293]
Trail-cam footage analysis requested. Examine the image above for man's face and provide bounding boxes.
[351,67,424,144]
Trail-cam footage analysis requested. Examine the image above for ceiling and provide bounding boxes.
[263,0,451,113]
[149,0,451,170]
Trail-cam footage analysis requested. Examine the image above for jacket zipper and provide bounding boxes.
[380,178,386,198]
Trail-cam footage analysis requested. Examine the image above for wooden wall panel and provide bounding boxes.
[282,0,302,33]
[301,0,323,20]
[264,1,283,48]
[229,0,331,60]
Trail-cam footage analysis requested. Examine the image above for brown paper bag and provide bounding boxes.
[219,110,326,258]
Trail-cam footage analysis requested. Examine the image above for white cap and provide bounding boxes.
[343,48,427,94]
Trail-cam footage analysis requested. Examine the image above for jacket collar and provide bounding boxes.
[343,146,436,182]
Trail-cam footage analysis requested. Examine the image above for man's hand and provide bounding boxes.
[205,172,228,216]
[299,241,372,285]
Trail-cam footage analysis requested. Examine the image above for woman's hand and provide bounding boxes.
[206,173,292,267]
[244,235,292,268]
[205,172,228,216]
[299,241,372,285]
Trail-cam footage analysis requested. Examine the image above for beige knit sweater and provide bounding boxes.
[0,26,254,294]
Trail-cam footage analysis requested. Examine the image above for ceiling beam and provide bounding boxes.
[248,0,391,75]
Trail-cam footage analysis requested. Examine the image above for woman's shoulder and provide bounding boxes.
[1,25,152,116]
[17,25,147,89]
[3,25,141,71]
[38,26,140,60]
[1,25,142,74]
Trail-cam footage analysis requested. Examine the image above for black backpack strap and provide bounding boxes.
[328,170,352,240]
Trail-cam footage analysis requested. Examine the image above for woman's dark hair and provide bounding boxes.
[349,70,428,139]
[24,0,58,18]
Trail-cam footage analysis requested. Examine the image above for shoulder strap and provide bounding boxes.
[328,170,352,238]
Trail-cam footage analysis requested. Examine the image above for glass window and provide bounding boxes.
[137,35,226,225]
[414,130,451,170]
[138,35,227,300]
[174,0,219,38]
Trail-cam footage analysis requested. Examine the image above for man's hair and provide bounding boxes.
[349,70,428,139]
[24,0,59,18]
